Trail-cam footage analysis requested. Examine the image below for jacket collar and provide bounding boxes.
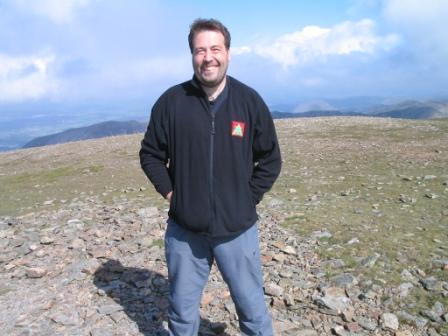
[190,75,230,96]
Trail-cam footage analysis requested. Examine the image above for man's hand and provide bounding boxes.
[166,191,173,202]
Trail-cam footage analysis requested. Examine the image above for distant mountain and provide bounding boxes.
[323,96,401,112]
[365,100,448,119]
[292,100,338,113]
[14,99,448,150]
[269,96,400,115]
[23,120,147,148]
[271,110,364,119]
[272,100,448,120]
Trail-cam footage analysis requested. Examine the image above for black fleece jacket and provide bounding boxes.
[139,76,281,237]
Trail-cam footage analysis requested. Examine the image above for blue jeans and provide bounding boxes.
[164,218,274,336]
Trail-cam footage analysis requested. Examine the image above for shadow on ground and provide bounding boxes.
[93,259,231,336]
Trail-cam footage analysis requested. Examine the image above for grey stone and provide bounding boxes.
[279,269,293,278]
[360,253,380,267]
[421,277,441,291]
[347,237,359,245]
[26,267,47,278]
[265,283,284,297]
[224,302,237,320]
[397,311,428,329]
[97,304,124,315]
[314,295,351,314]
[357,317,378,331]
[397,282,414,298]
[427,328,442,336]
[69,238,86,249]
[294,330,318,336]
[90,328,112,336]
[310,230,332,239]
[40,236,55,245]
[330,273,358,288]
[432,259,448,269]
[331,325,346,336]
[399,194,416,204]
[268,198,283,207]
[51,311,82,326]
[81,258,101,275]
[321,259,345,269]
[421,309,442,322]
[401,269,418,283]
[280,245,296,255]
[380,313,399,331]
[138,207,159,219]
[67,219,85,229]
[432,301,445,316]
[139,237,154,248]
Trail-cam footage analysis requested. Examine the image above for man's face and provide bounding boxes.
[192,30,230,89]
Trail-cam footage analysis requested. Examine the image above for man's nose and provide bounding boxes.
[204,50,213,61]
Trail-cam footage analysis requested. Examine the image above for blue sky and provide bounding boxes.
[1,0,448,108]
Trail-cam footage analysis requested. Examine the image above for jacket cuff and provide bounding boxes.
[157,183,173,200]
[251,189,263,205]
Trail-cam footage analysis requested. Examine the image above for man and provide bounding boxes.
[140,18,281,336]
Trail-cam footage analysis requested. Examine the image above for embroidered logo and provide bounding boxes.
[231,121,245,137]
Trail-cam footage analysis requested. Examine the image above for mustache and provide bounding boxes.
[201,60,220,67]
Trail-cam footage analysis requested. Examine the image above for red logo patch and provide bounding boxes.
[231,121,245,137]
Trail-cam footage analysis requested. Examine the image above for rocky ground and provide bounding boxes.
[1,117,447,335]
[0,196,445,335]
[0,197,448,336]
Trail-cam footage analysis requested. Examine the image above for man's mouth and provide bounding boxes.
[202,63,219,73]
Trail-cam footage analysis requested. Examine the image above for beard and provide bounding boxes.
[195,61,228,89]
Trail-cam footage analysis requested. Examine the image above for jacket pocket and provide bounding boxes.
[247,182,256,208]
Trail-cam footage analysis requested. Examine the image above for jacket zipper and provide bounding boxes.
[209,108,216,227]
[198,94,216,233]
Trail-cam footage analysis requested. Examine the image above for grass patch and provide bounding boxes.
[0,164,112,215]
[270,117,448,314]
[3,166,77,185]
[151,239,164,248]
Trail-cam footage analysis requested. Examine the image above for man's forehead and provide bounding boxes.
[193,31,226,50]
[194,30,225,41]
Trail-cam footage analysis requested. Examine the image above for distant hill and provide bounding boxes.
[24,113,367,149]
[366,100,448,119]
[271,110,364,119]
[19,99,448,149]
[23,120,147,148]
[272,100,448,120]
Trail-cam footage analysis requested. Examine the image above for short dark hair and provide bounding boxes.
[188,18,231,53]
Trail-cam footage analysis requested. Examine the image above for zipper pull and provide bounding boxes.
[211,119,215,135]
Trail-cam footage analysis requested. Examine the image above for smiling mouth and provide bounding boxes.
[203,65,217,71]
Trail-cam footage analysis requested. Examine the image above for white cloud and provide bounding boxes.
[0,53,59,102]
[53,55,192,101]
[10,0,90,24]
[381,0,448,73]
[235,19,399,68]
[383,0,448,25]
[232,46,253,55]
[126,57,191,81]
[382,0,448,48]
[93,56,191,89]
